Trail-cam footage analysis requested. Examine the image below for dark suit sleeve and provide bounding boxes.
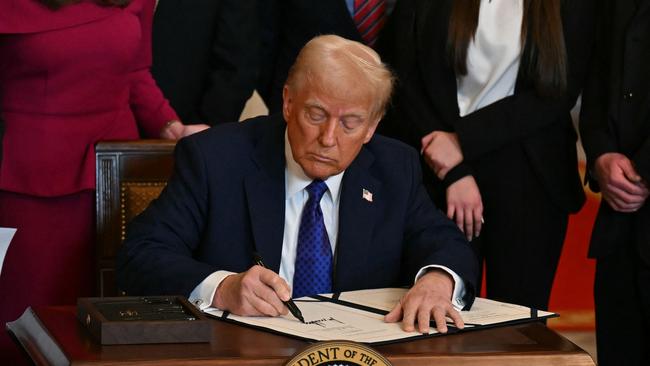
[378,0,430,144]
[199,0,261,124]
[117,137,217,296]
[633,136,650,184]
[455,0,596,162]
[580,0,650,185]
[579,0,618,191]
[401,147,479,308]
[378,0,476,189]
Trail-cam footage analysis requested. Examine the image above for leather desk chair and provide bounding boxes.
[95,140,176,297]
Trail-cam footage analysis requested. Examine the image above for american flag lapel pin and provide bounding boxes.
[362,188,373,202]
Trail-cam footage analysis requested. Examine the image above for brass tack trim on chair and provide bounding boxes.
[120,182,167,242]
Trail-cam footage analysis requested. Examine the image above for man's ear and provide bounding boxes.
[282,85,291,123]
[363,118,381,143]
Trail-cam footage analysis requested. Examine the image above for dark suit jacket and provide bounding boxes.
[117,114,478,305]
[580,0,650,260]
[378,0,594,213]
[151,0,260,125]
[257,1,375,114]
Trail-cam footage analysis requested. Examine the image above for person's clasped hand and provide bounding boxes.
[384,269,464,334]
[594,152,649,212]
[420,131,463,180]
[160,120,210,140]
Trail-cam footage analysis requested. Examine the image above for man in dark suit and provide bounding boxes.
[580,0,650,365]
[118,35,477,333]
[258,0,395,114]
[151,0,260,125]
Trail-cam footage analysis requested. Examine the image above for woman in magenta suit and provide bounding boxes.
[0,0,207,362]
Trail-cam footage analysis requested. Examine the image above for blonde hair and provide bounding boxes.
[285,35,395,121]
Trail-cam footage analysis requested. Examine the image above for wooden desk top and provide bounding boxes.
[7,306,595,366]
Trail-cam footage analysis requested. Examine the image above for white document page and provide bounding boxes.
[0,228,17,276]
[203,288,556,344]
[204,297,438,344]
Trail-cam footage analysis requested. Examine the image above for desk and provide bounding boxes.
[7,306,595,366]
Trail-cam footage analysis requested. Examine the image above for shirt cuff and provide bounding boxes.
[414,265,467,311]
[188,270,236,310]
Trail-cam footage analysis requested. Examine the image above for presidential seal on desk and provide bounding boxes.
[286,341,392,366]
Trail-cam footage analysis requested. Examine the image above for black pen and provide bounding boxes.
[253,253,305,323]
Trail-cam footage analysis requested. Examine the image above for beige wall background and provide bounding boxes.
[239,91,269,122]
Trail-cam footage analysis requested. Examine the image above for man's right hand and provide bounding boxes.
[212,265,292,316]
[594,153,649,212]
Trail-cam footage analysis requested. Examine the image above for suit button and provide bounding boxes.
[623,92,634,100]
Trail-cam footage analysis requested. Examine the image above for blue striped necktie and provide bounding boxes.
[292,180,332,298]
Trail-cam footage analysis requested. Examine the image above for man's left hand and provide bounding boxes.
[384,269,464,333]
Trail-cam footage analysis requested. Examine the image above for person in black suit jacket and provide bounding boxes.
[257,0,396,115]
[580,1,650,364]
[118,35,478,333]
[151,0,260,125]
[378,0,595,310]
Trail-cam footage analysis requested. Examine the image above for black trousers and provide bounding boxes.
[468,144,568,310]
[594,233,650,366]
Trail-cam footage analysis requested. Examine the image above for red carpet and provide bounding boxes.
[548,164,598,331]
[476,163,599,330]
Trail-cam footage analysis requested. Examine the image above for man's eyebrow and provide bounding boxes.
[304,102,326,110]
[341,113,364,119]
[304,101,366,119]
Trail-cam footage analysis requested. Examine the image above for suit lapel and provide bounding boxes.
[416,0,460,126]
[244,119,286,272]
[334,146,383,290]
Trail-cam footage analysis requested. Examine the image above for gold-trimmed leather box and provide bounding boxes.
[77,296,211,345]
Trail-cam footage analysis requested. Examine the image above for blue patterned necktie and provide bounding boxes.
[292,180,332,298]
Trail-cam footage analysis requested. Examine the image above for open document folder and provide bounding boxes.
[203,288,556,345]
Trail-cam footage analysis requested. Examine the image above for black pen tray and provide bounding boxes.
[77,296,211,345]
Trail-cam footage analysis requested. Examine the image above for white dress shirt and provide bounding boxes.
[279,135,344,286]
[189,132,467,310]
[457,0,523,117]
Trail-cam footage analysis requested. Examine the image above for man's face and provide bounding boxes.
[283,84,378,180]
